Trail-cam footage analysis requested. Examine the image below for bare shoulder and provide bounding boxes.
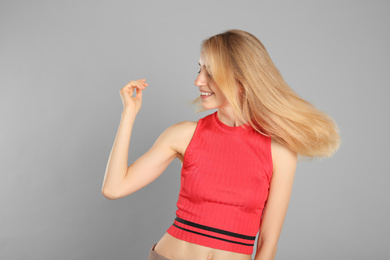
[270,139,298,172]
[164,120,198,162]
[163,120,198,140]
[169,120,198,133]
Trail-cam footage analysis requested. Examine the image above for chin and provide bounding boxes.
[201,103,217,110]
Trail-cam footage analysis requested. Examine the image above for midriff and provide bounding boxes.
[154,233,253,260]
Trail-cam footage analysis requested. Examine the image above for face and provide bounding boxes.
[195,56,230,110]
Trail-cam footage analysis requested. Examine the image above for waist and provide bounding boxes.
[166,217,257,255]
[155,233,252,260]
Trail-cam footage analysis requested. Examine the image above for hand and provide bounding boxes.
[119,79,148,114]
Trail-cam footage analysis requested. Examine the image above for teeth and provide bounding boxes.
[200,92,213,96]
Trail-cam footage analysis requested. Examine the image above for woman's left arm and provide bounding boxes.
[254,139,298,260]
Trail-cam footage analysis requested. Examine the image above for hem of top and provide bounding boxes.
[167,225,254,255]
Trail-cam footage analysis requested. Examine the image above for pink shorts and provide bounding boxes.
[148,243,170,260]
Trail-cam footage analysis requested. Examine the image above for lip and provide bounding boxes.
[200,91,214,99]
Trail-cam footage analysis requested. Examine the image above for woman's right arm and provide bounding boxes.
[101,79,179,199]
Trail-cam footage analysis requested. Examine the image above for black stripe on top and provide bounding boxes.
[173,224,254,247]
[175,217,256,241]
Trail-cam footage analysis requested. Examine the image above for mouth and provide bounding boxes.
[200,91,214,98]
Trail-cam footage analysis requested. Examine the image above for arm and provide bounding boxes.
[101,79,181,199]
[102,114,181,199]
[254,139,298,260]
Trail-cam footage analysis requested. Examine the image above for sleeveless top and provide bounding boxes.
[166,111,273,255]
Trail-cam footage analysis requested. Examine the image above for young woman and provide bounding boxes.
[102,30,340,260]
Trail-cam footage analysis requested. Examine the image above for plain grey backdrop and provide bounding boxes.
[1,0,389,259]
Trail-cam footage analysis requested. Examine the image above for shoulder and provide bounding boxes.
[160,120,198,154]
[271,138,298,173]
[154,121,197,144]
[165,120,199,160]
[165,120,198,136]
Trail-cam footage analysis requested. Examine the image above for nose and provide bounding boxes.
[194,72,206,87]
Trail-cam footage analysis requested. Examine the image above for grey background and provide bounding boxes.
[1,0,389,259]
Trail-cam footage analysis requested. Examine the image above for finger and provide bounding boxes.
[134,81,147,89]
[137,82,146,89]
[136,79,148,83]
[128,81,144,90]
[124,81,136,91]
[136,80,148,87]
[126,80,144,86]
[135,87,143,99]
[124,81,146,93]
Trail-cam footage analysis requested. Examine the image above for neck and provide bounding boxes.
[217,107,246,127]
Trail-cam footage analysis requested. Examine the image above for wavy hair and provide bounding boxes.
[192,29,340,158]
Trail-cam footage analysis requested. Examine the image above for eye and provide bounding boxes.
[197,67,212,78]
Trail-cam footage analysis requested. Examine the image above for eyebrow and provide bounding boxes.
[199,62,208,68]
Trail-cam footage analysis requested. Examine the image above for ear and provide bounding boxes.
[237,81,244,93]
[236,81,246,103]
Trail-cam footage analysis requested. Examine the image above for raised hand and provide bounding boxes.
[119,79,148,114]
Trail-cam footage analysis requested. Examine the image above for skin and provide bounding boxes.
[197,55,245,127]
[102,61,297,260]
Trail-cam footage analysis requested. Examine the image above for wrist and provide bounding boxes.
[121,108,137,121]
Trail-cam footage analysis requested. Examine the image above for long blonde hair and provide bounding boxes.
[193,29,340,158]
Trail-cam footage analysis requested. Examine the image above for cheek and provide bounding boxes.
[212,87,224,98]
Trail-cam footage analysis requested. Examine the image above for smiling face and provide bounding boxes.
[194,55,230,111]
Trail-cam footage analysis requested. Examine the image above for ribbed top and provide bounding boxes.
[213,112,252,134]
[167,111,273,255]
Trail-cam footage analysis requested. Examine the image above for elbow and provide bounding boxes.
[101,187,121,200]
[255,240,278,260]
[259,237,278,249]
[257,236,279,255]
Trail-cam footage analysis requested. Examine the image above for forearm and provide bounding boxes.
[102,108,137,196]
[254,240,277,260]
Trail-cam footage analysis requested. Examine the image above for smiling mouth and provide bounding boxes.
[200,92,214,96]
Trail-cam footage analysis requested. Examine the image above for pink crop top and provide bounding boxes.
[166,111,273,254]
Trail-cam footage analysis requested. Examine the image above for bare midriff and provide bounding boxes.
[154,233,252,260]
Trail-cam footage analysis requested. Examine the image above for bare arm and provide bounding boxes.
[254,139,298,260]
[102,79,145,199]
[101,79,180,199]
[102,114,180,199]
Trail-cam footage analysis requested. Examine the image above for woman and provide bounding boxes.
[102,29,340,260]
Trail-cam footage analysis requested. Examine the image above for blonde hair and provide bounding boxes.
[193,29,340,158]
